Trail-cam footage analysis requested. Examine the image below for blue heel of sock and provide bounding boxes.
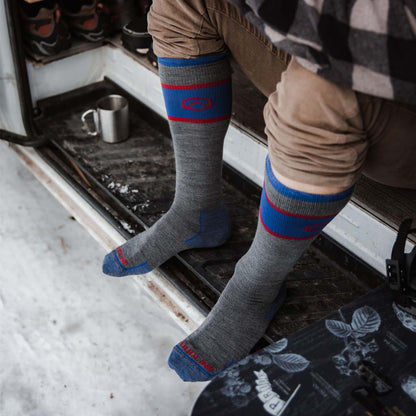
[185,205,231,249]
[102,250,152,277]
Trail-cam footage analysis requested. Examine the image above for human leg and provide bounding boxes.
[169,59,367,381]
[103,0,287,277]
[103,0,233,277]
[169,157,353,381]
[102,53,233,276]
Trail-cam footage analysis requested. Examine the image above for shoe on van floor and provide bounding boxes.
[19,0,71,56]
[122,14,152,55]
[60,0,109,42]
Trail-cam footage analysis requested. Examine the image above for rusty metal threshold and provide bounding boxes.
[30,79,383,344]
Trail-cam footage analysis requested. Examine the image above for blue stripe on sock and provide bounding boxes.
[260,190,336,239]
[161,79,232,122]
[261,157,354,239]
[158,54,227,67]
[265,156,354,202]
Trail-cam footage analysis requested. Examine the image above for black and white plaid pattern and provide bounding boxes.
[229,0,416,105]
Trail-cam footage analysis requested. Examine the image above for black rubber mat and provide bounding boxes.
[35,79,382,342]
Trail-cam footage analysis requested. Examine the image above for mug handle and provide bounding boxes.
[81,109,99,136]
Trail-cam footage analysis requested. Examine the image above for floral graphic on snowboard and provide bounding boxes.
[218,338,309,408]
[326,306,381,376]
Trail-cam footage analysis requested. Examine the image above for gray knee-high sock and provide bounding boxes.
[103,55,233,277]
[169,156,354,381]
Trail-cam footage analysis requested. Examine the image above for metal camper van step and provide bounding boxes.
[31,79,382,344]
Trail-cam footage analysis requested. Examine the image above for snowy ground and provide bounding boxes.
[0,143,206,416]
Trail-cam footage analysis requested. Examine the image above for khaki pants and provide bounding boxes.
[148,0,416,190]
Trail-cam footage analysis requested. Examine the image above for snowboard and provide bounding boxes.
[191,286,416,416]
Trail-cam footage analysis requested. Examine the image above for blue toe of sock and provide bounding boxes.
[168,346,215,382]
[102,251,126,277]
[102,251,153,277]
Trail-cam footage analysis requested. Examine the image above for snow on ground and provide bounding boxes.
[0,143,206,416]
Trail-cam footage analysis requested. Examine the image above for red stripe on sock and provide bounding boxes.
[259,209,319,240]
[168,114,231,123]
[264,185,339,220]
[161,78,231,90]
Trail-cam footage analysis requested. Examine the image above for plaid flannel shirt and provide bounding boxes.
[229,0,416,105]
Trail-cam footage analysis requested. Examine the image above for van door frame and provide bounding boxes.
[1,0,37,138]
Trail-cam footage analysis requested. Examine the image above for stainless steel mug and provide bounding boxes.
[81,95,129,143]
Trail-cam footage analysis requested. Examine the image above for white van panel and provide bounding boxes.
[26,47,104,104]
[0,2,26,135]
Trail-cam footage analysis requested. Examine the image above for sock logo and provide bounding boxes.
[116,247,129,267]
[303,222,329,233]
[182,97,212,111]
